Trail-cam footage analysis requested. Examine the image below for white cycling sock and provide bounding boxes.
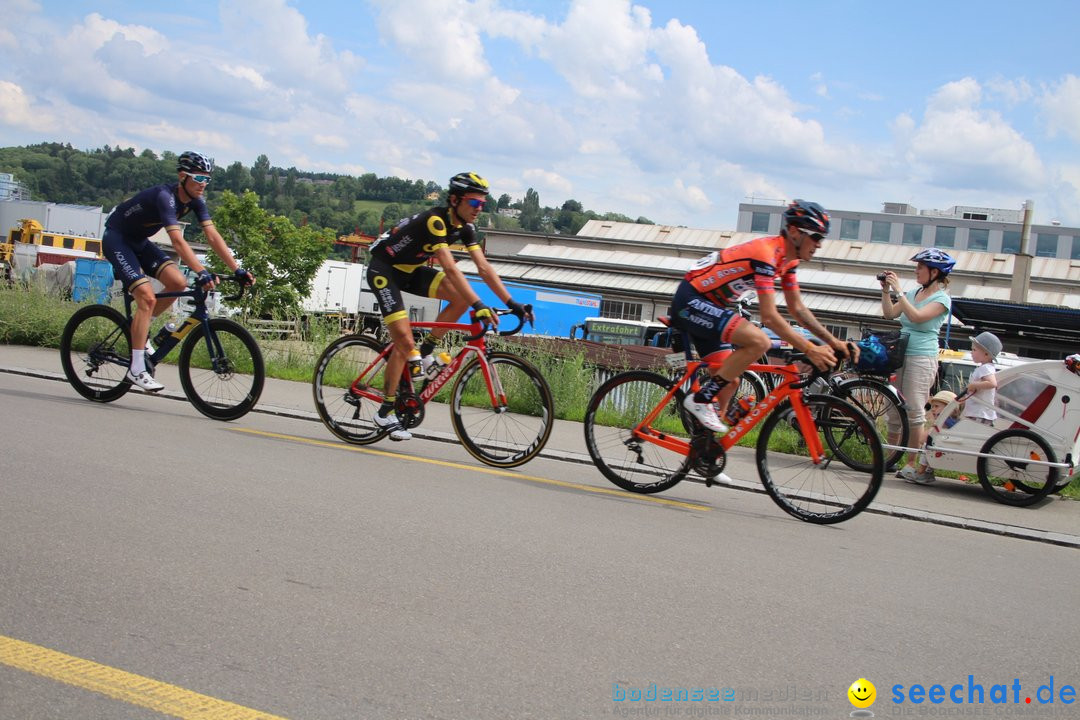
[130,349,146,375]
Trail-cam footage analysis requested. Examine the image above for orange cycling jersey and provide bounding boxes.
[683,234,799,306]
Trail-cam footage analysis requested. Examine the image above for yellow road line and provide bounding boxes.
[231,427,712,512]
[0,634,288,720]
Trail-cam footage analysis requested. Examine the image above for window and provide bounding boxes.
[824,324,848,340]
[934,226,956,248]
[1001,230,1021,254]
[600,299,642,321]
[962,212,989,220]
[870,221,892,244]
[1071,237,1080,261]
[839,218,860,240]
[902,223,923,246]
[750,212,771,233]
[967,228,989,251]
[1035,233,1058,258]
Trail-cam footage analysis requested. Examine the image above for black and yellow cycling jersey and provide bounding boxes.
[368,207,482,272]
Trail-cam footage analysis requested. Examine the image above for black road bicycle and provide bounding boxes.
[60,276,264,421]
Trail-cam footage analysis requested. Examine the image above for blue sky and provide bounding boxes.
[2,0,1078,228]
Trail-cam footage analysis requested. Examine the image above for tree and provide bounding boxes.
[210,190,334,317]
[497,193,512,210]
[520,188,542,231]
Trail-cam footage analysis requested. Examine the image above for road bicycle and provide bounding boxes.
[59,276,264,421]
[312,307,554,468]
[583,349,885,524]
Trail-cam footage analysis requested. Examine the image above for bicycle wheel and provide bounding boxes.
[178,318,264,421]
[451,352,554,468]
[832,378,908,472]
[584,371,690,494]
[977,429,1059,507]
[312,334,389,444]
[756,394,883,524]
[737,370,768,404]
[59,304,133,403]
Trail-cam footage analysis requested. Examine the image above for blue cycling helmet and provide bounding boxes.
[177,151,214,174]
[910,247,956,276]
[783,199,830,235]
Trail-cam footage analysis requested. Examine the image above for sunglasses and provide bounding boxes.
[186,173,212,185]
[464,198,486,209]
[802,229,824,243]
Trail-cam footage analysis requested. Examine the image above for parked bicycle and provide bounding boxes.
[812,367,908,471]
[312,307,554,468]
[583,348,885,524]
[60,276,264,420]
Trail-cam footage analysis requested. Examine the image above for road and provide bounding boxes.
[1,371,1078,719]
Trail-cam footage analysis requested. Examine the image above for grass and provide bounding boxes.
[5,283,1079,501]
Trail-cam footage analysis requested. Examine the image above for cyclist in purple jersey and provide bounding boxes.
[102,151,254,391]
[365,172,531,440]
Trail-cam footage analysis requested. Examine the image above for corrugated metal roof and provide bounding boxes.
[516,243,693,274]
[456,258,679,296]
[577,220,740,249]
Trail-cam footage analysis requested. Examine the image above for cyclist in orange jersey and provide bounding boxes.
[670,199,856,432]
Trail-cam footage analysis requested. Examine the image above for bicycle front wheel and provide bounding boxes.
[836,378,908,471]
[59,304,133,403]
[178,318,264,421]
[312,334,388,444]
[451,352,554,468]
[756,394,883,524]
[584,371,690,494]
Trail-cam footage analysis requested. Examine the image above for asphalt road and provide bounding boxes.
[1,371,1078,719]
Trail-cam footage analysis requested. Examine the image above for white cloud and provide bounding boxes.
[675,179,710,213]
[370,0,490,82]
[899,78,1045,191]
[0,81,55,130]
[523,168,573,197]
[1041,74,1080,143]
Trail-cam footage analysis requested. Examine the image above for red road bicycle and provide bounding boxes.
[312,308,554,468]
[583,351,884,524]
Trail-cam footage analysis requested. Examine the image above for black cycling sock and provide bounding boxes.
[378,396,395,417]
[694,377,729,403]
[419,336,436,358]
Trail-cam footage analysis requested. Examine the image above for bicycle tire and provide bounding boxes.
[977,429,1059,507]
[312,334,389,444]
[59,304,133,403]
[178,318,264,421]
[833,377,908,471]
[584,371,691,494]
[756,394,883,524]
[451,352,554,468]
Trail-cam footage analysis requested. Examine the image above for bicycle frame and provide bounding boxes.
[123,281,242,369]
[636,359,825,462]
[349,317,507,408]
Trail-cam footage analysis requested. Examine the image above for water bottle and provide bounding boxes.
[424,351,452,379]
[152,321,178,346]
[724,397,756,426]
[407,353,423,381]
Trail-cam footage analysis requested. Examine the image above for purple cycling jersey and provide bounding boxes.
[105,183,211,239]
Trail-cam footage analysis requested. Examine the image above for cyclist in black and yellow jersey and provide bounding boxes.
[366,171,532,440]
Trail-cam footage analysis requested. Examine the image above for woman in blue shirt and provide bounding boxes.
[879,248,955,483]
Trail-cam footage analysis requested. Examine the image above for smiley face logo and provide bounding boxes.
[848,678,876,709]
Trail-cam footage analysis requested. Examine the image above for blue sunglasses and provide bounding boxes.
[186,173,212,184]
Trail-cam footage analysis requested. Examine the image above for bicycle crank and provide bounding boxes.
[689,432,727,486]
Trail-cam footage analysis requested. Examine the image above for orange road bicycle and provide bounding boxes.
[312,308,554,468]
[59,276,264,421]
[583,351,885,524]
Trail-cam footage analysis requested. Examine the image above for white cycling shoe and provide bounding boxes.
[373,412,412,441]
[682,395,728,433]
[127,370,165,392]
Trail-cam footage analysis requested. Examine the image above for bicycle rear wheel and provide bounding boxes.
[756,394,883,524]
[835,378,908,471]
[59,304,133,403]
[312,334,389,444]
[178,318,264,421]
[977,429,1059,507]
[451,352,554,468]
[584,371,690,494]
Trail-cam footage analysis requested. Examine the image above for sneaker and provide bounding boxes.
[126,370,164,392]
[373,412,412,441]
[896,465,917,481]
[682,394,728,433]
[906,469,937,485]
